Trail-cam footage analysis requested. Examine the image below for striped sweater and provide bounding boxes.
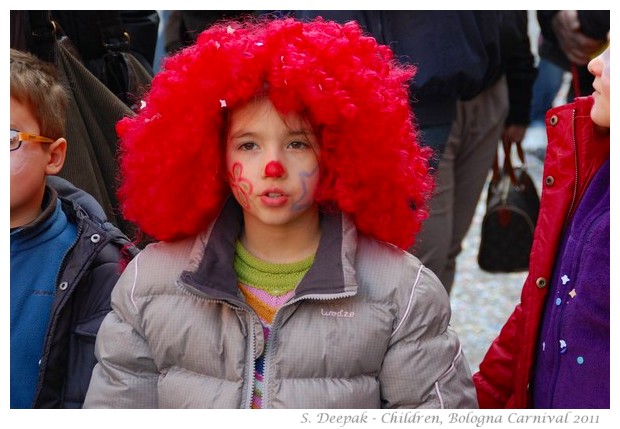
[234,241,314,408]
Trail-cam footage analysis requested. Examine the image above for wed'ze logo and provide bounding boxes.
[320,308,355,318]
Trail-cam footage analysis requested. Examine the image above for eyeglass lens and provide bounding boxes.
[10,129,21,150]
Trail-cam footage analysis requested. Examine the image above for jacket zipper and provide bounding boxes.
[566,108,579,222]
[542,107,580,407]
[537,108,578,408]
[244,313,259,409]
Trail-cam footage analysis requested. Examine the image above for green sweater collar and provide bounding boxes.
[234,240,315,296]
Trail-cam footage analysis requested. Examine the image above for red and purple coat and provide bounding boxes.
[473,96,610,408]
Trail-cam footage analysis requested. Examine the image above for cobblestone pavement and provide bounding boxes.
[449,148,545,374]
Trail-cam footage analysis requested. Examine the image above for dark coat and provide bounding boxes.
[499,11,537,126]
[32,177,138,408]
[294,10,502,129]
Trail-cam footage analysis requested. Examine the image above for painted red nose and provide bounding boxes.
[265,160,285,178]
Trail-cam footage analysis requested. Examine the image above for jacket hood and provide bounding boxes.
[47,176,108,222]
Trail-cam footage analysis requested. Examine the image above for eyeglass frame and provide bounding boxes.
[10,128,55,151]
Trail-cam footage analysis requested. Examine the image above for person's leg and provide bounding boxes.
[530,58,564,125]
[417,124,452,172]
[153,10,169,73]
[442,76,509,289]
[410,124,456,290]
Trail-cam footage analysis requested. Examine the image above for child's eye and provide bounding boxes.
[287,140,309,150]
[239,142,258,151]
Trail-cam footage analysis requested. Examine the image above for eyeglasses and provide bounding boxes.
[10,128,55,151]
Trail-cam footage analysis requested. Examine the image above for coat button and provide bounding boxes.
[549,115,559,126]
[90,234,101,243]
[59,281,68,291]
[545,176,555,186]
[536,277,547,288]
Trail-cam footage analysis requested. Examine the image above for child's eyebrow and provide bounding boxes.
[229,129,314,140]
[229,131,258,140]
[287,130,314,139]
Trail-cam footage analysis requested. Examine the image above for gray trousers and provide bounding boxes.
[411,76,509,293]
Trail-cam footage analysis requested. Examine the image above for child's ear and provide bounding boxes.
[45,138,67,175]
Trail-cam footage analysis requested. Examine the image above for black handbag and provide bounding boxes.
[478,141,540,272]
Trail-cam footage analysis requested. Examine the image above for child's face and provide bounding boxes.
[226,97,320,229]
[588,45,610,128]
[10,97,63,227]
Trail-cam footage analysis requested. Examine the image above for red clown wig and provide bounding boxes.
[117,17,433,249]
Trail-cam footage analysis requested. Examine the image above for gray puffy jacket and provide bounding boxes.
[84,198,477,408]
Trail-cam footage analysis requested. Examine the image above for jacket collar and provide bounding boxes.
[546,96,610,215]
[179,197,359,302]
[12,185,57,233]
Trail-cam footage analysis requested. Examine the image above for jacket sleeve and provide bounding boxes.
[378,265,478,408]
[538,11,609,43]
[83,253,160,408]
[473,303,522,408]
[500,11,537,126]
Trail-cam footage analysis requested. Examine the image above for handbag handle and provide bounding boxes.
[491,140,526,188]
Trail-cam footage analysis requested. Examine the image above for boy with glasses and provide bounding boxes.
[10,48,137,408]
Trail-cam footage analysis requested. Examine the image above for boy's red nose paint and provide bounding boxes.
[265,160,285,177]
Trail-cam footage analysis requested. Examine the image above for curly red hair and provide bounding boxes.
[117,17,433,249]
